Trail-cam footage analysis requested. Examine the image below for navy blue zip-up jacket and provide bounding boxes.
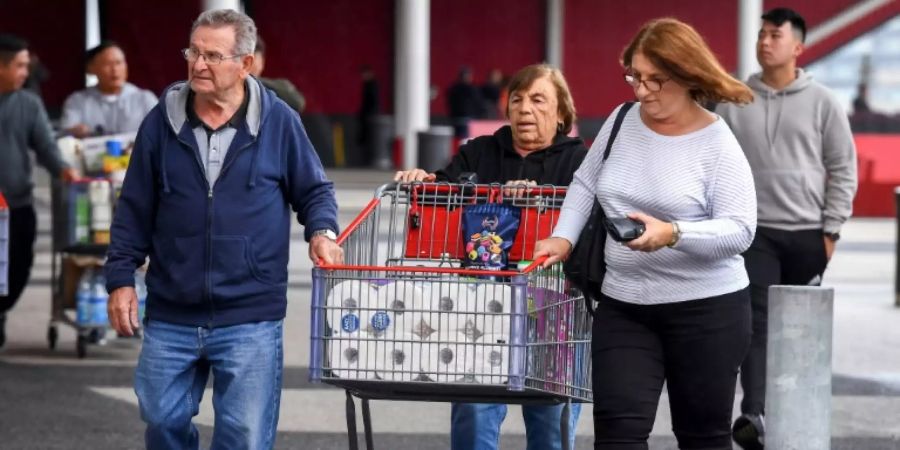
[104,77,338,327]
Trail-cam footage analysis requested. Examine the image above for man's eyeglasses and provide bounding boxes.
[182,48,244,65]
[623,73,670,92]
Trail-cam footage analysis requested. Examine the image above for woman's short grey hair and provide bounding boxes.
[191,9,257,56]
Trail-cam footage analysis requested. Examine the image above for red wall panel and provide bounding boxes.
[0,0,85,112]
[430,0,545,115]
[252,0,394,114]
[563,1,740,117]
[103,0,202,99]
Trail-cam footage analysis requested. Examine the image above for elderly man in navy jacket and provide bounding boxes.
[104,10,340,450]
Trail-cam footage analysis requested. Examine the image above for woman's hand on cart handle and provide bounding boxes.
[503,179,536,198]
[534,237,573,267]
[393,169,436,183]
[310,236,344,266]
[108,287,140,336]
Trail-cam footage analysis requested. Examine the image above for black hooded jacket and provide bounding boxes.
[434,125,587,185]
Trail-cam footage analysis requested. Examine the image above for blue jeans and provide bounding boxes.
[135,319,284,450]
[451,402,582,450]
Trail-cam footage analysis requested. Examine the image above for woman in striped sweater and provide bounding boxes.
[535,18,756,450]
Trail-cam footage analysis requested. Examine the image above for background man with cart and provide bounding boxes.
[0,34,78,349]
[103,9,341,449]
[396,63,586,450]
[61,41,158,138]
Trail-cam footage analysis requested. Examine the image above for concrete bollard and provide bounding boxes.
[765,285,834,449]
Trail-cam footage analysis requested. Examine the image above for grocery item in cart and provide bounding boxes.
[432,281,478,342]
[88,180,112,244]
[431,281,511,343]
[375,340,437,381]
[462,203,520,271]
[328,330,382,380]
[325,280,380,335]
[424,335,510,384]
[466,283,511,341]
[375,281,434,338]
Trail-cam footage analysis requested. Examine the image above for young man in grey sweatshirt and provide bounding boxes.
[0,34,78,348]
[717,8,858,449]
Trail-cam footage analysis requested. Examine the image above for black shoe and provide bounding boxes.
[732,414,765,449]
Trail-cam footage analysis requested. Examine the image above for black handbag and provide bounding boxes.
[563,102,634,313]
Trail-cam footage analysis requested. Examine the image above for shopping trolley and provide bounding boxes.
[309,182,592,450]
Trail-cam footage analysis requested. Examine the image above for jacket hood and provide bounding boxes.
[156,76,270,193]
[746,68,813,95]
[160,76,265,137]
[745,68,814,150]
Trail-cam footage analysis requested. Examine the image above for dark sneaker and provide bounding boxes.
[732,413,765,449]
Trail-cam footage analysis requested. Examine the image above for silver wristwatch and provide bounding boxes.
[312,229,337,241]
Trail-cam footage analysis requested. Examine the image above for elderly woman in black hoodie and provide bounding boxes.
[394,63,586,450]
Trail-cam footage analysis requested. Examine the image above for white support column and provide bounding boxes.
[738,0,762,81]
[203,0,243,12]
[84,0,101,87]
[546,0,564,68]
[394,0,430,169]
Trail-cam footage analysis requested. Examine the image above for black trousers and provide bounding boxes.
[0,205,37,315]
[739,226,829,416]
[591,289,751,450]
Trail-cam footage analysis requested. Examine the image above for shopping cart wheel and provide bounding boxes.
[76,335,87,358]
[47,326,58,350]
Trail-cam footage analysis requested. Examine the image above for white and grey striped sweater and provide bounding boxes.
[553,103,757,305]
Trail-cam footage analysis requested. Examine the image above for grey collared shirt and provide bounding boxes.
[185,87,249,187]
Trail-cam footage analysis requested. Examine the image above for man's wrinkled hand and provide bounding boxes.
[108,286,140,336]
[309,235,344,265]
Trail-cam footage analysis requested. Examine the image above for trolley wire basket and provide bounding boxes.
[308,183,593,448]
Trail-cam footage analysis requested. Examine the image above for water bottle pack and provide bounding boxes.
[76,268,108,326]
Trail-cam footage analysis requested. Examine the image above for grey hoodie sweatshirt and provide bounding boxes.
[717,69,857,233]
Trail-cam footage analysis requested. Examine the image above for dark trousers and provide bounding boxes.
[739,227,829,416]
[0,205,37,315]
[591,289,751,450]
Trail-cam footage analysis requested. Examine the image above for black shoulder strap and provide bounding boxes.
[602,101,635,161]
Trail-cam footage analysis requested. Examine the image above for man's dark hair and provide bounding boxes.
[85,40,122,65]
[762,7,807,43]
[0,34,28,65]
[255,35,266,55]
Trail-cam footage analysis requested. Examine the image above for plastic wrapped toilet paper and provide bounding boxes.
[437,335,509,384]
[328,332,381,380]
[378,281,435,339]
[374,336,420,381]
[432,282,480,343]
[463,283,511,342]
[472,343,509,384]
[326,280,380,336]
[421,341,471,382]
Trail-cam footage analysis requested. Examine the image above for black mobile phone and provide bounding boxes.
[604,217,646,242]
